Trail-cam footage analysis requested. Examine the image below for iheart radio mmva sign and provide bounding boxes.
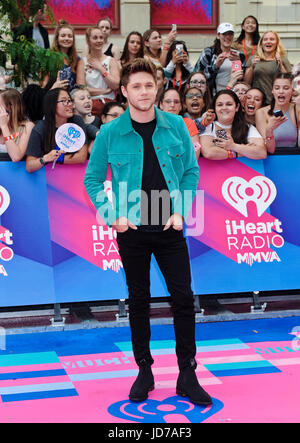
[222,175,277,218]
[190,159,284,266]
[221,175,283,265]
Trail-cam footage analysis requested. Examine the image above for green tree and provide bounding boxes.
[0,0,65,87]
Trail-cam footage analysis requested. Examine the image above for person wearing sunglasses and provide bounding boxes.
[183,86,215,134]
[26,88,88,172]
[185,71,212,109]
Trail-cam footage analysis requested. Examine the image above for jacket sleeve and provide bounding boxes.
[172,118,199,220]
[194,47,217,80]
[84,125,116,227]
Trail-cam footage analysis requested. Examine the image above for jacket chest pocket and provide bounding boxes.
[166,143,185,177]
[108,154,131,181]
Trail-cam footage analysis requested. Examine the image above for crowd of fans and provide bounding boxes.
[1,13,300,167]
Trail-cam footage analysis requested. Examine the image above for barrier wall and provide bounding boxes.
[0,156,299,307]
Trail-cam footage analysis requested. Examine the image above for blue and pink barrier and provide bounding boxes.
[0,155,299,307]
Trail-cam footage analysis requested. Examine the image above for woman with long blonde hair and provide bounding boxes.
[244,30,291,104]
[76,26,120,116]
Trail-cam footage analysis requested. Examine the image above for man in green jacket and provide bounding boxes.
[84,58,212,406]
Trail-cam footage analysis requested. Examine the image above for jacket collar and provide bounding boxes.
[119,106,172,135]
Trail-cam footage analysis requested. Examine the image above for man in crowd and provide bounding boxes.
[14,2,49,49]
[84,58,211,406]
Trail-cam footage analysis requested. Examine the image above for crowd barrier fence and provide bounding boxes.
[0,152,300,312]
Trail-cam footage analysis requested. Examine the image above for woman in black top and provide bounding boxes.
[26,88,88,173]
[164,41,193,92]
[97,17,120,60]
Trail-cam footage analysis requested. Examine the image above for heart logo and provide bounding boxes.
[222,176,277,217]
[68,127,81,139]
[0,186,10,216]
[108,395,224,423]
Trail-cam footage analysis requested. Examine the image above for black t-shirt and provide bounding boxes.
[131,118,171,231]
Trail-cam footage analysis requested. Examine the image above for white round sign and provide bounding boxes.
[55,123,85,153]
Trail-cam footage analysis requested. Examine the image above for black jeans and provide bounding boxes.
[116,227,196,370]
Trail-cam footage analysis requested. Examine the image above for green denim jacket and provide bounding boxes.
[84,106,199,227]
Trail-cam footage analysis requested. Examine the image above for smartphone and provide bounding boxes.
[230,49,239,56]
[273,109,284,117]
[59,70,69,81]
[176,43,183,53]
[216,129,228,140]
[172,24,177,31]
[231,60,242,71]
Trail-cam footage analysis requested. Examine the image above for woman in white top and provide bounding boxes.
[200,89,266,160]
[77,26,120,117]
[0,88,34,162]
[81,17,121,61]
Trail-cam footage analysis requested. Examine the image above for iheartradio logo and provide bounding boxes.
[0,186,10,217]
[222,176,277,217]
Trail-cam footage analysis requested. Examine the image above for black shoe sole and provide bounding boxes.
[129,384,155,402]
[176,388,213,406]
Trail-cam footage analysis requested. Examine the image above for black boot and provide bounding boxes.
[176,364,212,406]
[129,360,154,402]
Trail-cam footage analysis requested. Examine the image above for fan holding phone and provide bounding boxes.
[200,89,266,160]
[164,40,193,91]
[255,72,300,153]
[194,23,246,95]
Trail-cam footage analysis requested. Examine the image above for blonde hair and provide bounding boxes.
[85,26,104,53]
[257,31,286,60]
[52,20,78,72]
